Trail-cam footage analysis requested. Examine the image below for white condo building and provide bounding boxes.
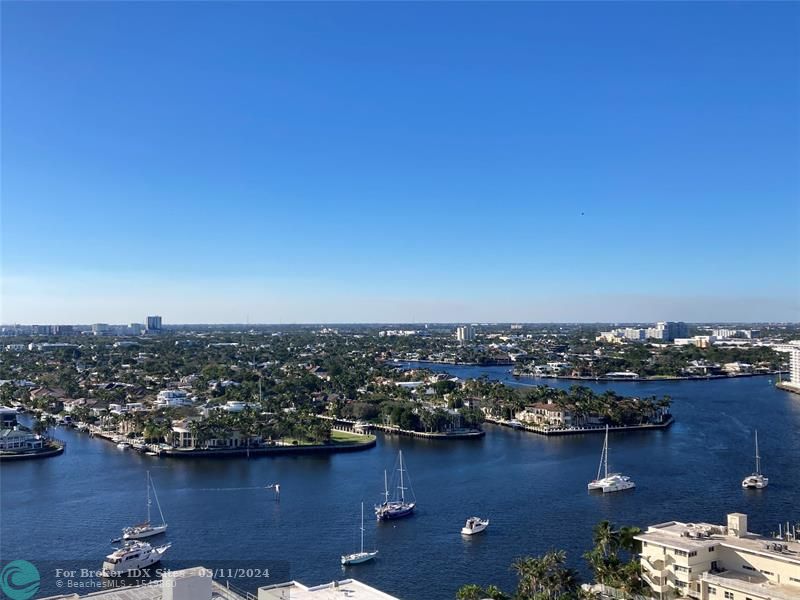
[456,324,475,343]
[636,513,800,600]
[790,342,800,387]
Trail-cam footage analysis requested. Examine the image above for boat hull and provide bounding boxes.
[461,520,489,536]
[375,503,415,521]
[742,475,768,489]
[101,545,170,577]
[341,551,378,565]
[123,524,168,540]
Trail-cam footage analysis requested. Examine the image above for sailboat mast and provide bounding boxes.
[604,426,609,478]
[360,502,365,553]
[399,450,406,503]
[383,470,389,503]
[146,472,151,523]
[755,430,761,474]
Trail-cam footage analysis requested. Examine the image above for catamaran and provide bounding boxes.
[341,502,378,566]
[375,450,416,521]
[742,430,768,489]
[587,425,635,493]
[118,471,168,541]
[101,540,171,577]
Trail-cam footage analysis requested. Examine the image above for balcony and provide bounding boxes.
[641,571,668,593]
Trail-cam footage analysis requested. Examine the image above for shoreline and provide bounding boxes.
[160,437,377,458]
[485,415,675,436]
[514,371,784,383]
[85,426,377,458]
[776,381,800,396]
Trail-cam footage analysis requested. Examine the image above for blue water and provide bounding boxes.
[2,371,799,599]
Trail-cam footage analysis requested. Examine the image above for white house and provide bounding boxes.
[156,390,193,408]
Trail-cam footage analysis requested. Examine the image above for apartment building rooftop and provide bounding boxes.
[41,567,399,600]
[703,569,800,600]
[259,578,400,600]
[636,514,800,564]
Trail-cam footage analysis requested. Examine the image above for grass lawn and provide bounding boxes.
[331,429,376,444]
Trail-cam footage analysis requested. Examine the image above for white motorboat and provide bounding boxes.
[375,450,416,521]
[341,502,378,566]
[588,425,635,493]
[461,517,489,536]
[101,540,171,576]
[121,472,168,540]
[117,442,131,450]
[742,430,768,489]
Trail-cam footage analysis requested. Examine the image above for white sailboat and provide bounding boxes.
[341,502,378,566]
[120,471,168,540]
[742,430,768,489]
[588,425,635,493]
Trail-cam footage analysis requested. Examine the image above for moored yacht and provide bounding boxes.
[742,430,768,489]
[588,425,635,493]
[461,517,489,536]
[341,502,378,566]
[375,450,416,521]
[118,472,168,541]
[101,540,171,576]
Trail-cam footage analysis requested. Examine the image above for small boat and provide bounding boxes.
[341,502,378,566]
[461,517,489,536]
[120,472,168,540]
[101,540,171,576]
[508,419,523,429]
[742,430,768,489]
[145,451,159,457]
[117,442,131,450]
[375,450,416,521]
[588,425,635,493]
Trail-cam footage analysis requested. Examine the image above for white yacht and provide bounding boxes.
[461,517,489,536]
[742,430,768,489]
[588,425,635,493]
[101,540,171,576]
[341,502,378,566]
[117,441,131,450]
[120,472,168,541]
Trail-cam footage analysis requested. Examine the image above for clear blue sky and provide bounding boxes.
[2,1,799,324]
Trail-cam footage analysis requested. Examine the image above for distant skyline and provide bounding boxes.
[2,2,799,324]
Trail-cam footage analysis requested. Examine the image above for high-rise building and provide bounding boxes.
[655,321,689,341]
[455,324,475,343]
[146,315,163,332]
[790,344,800,387]
[91,323,111,336]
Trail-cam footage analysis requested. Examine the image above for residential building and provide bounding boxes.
[456,324,475,343]
[789,342,800,387]
[515,402,573,427]
[0,406,19,428]
[637,512,800,600]
[0,428,44,451]
[91,323,111,336]
[146,315,162,333]
[156,389,192,407]
[675,336,717,348]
